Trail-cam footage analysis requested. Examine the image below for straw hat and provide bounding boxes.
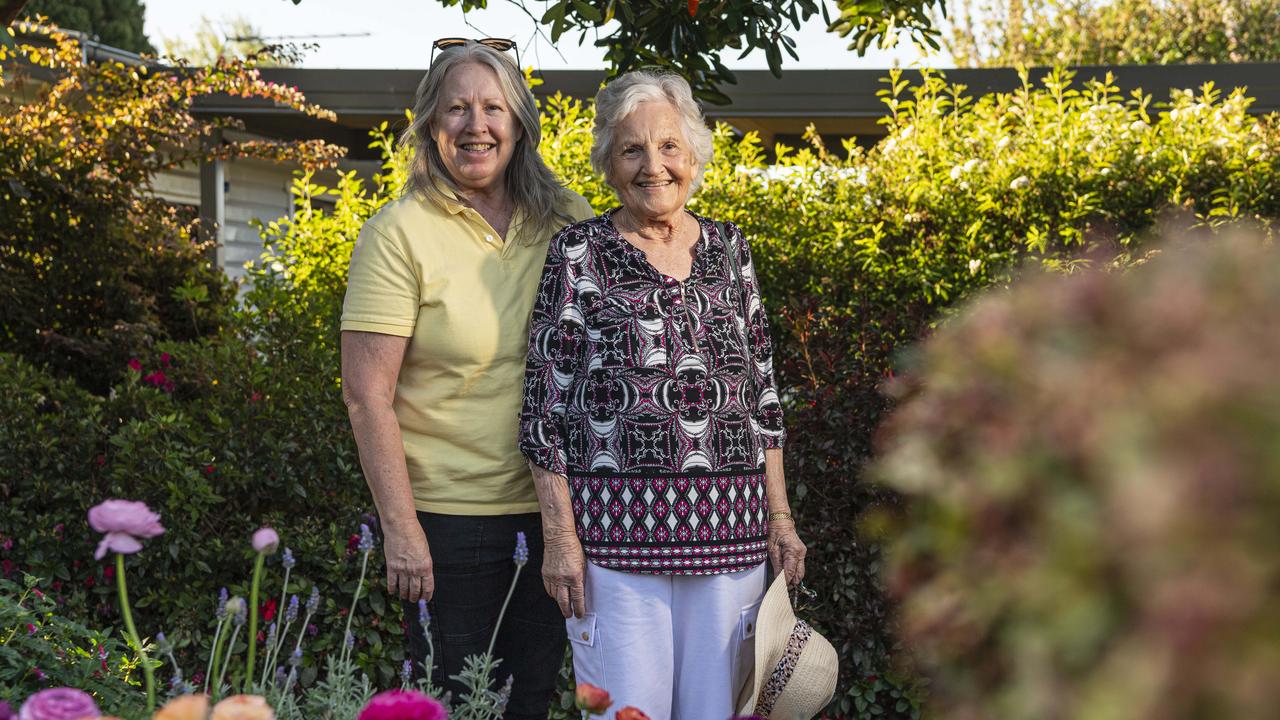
[736,572,839,719]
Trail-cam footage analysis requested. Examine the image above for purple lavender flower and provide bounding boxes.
[513,531,529,566]
[289,647,302,667]
[344,631,355,648]
[306,585,320,615]
[170,669,183,690]
[307,622,318,637]
[216,587,229,620]
[274,666,288,687]
[285,594,300,623]
[265,621,277,645]
[399,659,413,684]
[281,547,296,570]
[357,523,375,553]
[417,598,430,628]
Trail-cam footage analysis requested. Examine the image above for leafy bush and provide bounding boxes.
[0,25,342,393]
[0,577,141,715]
[871,231,1280,719]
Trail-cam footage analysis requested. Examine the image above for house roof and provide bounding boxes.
[197,64,1280,159]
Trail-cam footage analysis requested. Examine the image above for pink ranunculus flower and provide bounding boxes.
[209,694,274,720]
[88,500,164,560]
[251,527,279,555]
[17,687,100,720]
[356,690,447,720]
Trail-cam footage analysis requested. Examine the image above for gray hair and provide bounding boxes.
[401,41,574,242]
[590,70,715,194]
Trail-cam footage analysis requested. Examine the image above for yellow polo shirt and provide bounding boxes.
[342,189,594,515]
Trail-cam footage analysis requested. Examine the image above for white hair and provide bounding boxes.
[590,70,715,194]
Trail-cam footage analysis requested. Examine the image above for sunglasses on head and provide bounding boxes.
[430,37,520,68]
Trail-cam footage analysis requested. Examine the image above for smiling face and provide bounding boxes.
[431,61,522,195]
[609,100,698,221]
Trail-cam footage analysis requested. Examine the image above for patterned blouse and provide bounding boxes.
[519,209,786,575]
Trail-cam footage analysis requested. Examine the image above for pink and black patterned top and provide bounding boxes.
[519,209,786,575]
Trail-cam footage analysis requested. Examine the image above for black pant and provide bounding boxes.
[404,512,565,720]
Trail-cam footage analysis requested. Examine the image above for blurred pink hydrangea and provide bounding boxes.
[88,500,164,560]
[356,690,447,720]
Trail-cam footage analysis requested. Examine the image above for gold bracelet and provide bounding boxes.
[767,511,793,522]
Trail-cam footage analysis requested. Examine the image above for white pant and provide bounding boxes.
[567,562,768,720]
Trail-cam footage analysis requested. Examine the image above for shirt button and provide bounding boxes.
[485,234,494,242]
[581,632,590,641]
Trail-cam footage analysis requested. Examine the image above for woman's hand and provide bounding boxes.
[543,530,587,619]
[767,519,807,588]
[383,521,434,602]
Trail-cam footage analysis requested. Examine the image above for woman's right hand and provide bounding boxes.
[383,522,434,602]
[542,530,586,618]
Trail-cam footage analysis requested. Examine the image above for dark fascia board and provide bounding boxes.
[207,64,1280,126]
[193,63,1280,159]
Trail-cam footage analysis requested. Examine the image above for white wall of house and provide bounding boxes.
[152,155,377,283]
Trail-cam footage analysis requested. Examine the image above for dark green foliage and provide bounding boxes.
[23,0,154,54]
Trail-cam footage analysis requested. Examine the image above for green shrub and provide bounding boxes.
[0,577,142,714]
[0,25,342,393]
[871,231,1280,719]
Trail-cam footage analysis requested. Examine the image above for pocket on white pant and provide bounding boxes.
[567,613,605,693]
[734,600,763,703]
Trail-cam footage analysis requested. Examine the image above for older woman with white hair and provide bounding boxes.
[519,70,807,718]
[342,39,594,719]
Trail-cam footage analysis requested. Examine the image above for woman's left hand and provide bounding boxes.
[767,520,807,588]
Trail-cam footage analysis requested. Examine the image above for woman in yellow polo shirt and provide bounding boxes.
[340,39,593,718]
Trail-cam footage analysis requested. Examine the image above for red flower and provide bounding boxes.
[127,358,142,372]
[249,391,263,403]
[160,352,172,367]
[84,575,95,587]
[204,464,216,475]
[103,565,115,580]
[575,683,612,714]
[616,707,651,720]
[94,454,106,466]
[262,598,278,622]
[26,623,36,634]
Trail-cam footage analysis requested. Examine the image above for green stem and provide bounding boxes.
[116,554,156,712]
[204,616,227,695]
[487,564,523,658]
[245,553,264,692]
[341,549,370,666]
[215,623,242,700]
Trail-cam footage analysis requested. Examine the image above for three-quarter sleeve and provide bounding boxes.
[725,221,787,448]
[519,229,584,475]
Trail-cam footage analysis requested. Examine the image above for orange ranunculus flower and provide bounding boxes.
[152,694,210,720]
[574,683,613,714]
[210,694,275,720]
[615,707,651,720]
